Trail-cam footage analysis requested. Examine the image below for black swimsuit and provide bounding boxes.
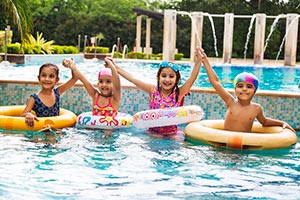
[31,88,60,117]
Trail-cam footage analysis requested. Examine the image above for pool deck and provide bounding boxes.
[205,57,300,67]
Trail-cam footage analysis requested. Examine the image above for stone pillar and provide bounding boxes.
[190,12,203,62]
[253,14,266,65]
[134,15,143,52]
[163,9,177,61]
[222,13,234,64]
[284,13,299,66]
[143,18,153,56]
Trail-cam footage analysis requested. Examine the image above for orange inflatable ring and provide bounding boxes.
[184,120,298,150]
[0,105,77,131]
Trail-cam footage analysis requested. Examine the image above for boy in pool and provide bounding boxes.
[21,63,78,128]
[199,48,295,133]
[62,57,120,118]
[115,46,203,139]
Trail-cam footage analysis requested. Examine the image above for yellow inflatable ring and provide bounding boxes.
[184,120,298,150]
[0,105,77,131]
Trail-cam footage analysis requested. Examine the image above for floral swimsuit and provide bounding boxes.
[148,86,181,135]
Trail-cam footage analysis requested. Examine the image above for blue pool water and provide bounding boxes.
[1,59,300,92]
[0,127,299,199]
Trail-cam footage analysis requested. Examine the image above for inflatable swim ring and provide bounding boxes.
[76,112,133,129]
[184,120,298,150]
[133,105,204,128]
[0,105,77,131]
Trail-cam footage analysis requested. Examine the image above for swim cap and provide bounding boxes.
[98,68,112,79]
[233,72,259,92]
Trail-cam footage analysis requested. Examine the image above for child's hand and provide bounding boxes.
[194,46,203,64]
[62,58,75,69]
[104,57,114,68]
[283,122,296,133]
[25,113,39,128]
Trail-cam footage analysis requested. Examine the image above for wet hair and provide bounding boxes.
[156,65,181,103]
[39,63,59,77]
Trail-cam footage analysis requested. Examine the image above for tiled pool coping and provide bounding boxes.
[1,79,300,130]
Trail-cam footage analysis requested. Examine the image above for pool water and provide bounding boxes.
[0,127,299,199]
[1,60,300,92]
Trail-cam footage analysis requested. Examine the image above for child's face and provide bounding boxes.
[159,68,177,91]
[38,66,59,89]
[98,76,113,96]
[235,81,256,100]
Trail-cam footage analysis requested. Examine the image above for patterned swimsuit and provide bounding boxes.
[148,86,181,135]
[31,88,60,117]
[92,94,118,117]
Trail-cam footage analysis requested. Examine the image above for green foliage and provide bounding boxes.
[1,0,33,42]
[156,53,163,60]
[85,46,110,54]
[23,32,54,54]
[0,30,13,52]
[112,52,123,58]
[128,52,146,59]
[7,43,21,54]
[2,0,300,61]
[52,45,78,54]
[175,53,184,60]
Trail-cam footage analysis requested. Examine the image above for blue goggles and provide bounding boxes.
[160,61,179,72]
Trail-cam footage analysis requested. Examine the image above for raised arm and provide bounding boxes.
[104,57,121,107]
[62,58,98,98]
[201,48,234,105]
[114,62,153,94]
[57,69,78,95]
[179,46,202,99]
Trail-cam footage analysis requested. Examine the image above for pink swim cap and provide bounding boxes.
[98,68,112,79]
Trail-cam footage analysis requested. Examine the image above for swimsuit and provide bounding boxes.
[31,88,60,117]
[92,94,118,117]
[148,86,181,135]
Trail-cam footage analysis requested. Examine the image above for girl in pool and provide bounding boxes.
[62,57,121,118]
[21,63,78,128]
[115,46,203,139]
[199,48,295,133]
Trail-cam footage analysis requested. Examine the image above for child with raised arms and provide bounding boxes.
[21,63,78,128]
[200,48,295,133]
[62,57,120,118]
[115,47,203,139]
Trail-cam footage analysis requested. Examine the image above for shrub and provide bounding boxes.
[22,32,54,54]
[156,53,163,60]
[0,30,13,53]
[7,43,21,54]
[85,46,109,53]
[128,52,146,59]
[112,52,122,58]
[175,53,184,60]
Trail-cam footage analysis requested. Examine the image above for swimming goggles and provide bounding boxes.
[160,61,179,72]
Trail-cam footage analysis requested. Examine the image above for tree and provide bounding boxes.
[1,0,32,42]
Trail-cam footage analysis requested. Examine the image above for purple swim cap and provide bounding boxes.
[233,72,259,92]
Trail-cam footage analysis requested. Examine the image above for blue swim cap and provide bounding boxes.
[233,72,259,92]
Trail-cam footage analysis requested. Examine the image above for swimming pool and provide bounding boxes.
[0,127,299,199]
[1,56,300,198]
[1,59,300,92]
